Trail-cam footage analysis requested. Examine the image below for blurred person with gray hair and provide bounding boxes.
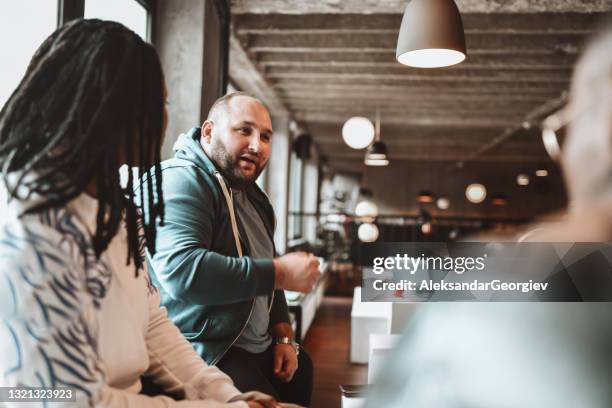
[365,26,612,408]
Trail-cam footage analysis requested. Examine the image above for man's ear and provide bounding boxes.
[201,120,214,144]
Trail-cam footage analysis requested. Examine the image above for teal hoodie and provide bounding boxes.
[138,127,289,365]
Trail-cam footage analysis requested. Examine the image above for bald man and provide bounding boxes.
[142,92,317,406]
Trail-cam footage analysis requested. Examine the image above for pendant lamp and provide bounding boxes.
[396,0,467,68]
[466,183,486,204]
[342,116,375,149]
[417,190,434,203]
[365,108,389,166]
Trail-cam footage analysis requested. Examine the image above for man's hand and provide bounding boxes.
[273,252,320,292]
[273,343,298,383]
[229,391,277,408]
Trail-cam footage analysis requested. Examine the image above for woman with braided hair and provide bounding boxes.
[0,19,284,408]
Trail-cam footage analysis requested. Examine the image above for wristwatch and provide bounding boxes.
[275,336,300,356]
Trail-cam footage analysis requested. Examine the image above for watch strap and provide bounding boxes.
[275,336,300,355]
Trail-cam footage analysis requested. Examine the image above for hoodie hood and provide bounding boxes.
[172,127,219,176]
[168,126,276,235]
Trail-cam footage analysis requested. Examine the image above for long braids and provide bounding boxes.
[0,19,165,273]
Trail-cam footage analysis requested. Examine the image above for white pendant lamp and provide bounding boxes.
[466,183,486,204]
[436,197,450,210]
[355,200,379,218]
[342,117,375,149]
[396,0,467,68]
[517,174,530,186]
[358,223,379,243]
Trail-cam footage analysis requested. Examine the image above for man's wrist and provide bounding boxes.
[275,335,292,344]
[275,336,300,355]
[273,258,285,288]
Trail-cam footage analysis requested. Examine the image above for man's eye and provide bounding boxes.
[262,134,271,142]
[239,127,251,135]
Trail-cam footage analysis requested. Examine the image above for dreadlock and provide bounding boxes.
[0,19,165,274]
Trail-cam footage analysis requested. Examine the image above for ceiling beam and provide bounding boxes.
[254,51,580,66]
[260,60,575,70]
[308,123,505,135]
[290,107,533,118]
[316,137,541,149]
[287,99,545,110]
[321,141,543,150]
[231,0,612,14]
[288,107,544,118]
[279,93,557,103]
[268,72,570,84]
[308,124,507,140]
[264,65,573,77]
[241,32,587,54]
[294,113,520,127]
[326,152,548,163]
[234,13,606,34]
[275,82,567,95]
[228,34,289,115]
[271,77,570,87]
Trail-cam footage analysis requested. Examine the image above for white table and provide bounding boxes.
[350,287,392,363]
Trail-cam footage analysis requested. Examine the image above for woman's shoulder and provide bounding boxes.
[0,199,112,304]
[1,202,91,259]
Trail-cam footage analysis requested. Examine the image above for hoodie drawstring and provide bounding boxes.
[214,172,243,257]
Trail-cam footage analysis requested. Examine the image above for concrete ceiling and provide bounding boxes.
[227,1,612,219]
[232,0,612,14]
[228,0,612,176]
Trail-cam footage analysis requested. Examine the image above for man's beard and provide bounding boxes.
[209,139,264,188]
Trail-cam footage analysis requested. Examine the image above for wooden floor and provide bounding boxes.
[303,296,367,408]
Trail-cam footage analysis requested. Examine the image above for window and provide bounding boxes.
[85,0,148,41]
[0,0,58,109]
[0,0,153,110]
[84,0,150,186]
[288,151,304,239]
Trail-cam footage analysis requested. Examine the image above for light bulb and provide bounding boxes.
[436,197,450,210]
[342,117,375,149]
[358,223,379,242]
[466,183,487,204]
[517,174,530,186]
[397,48,465,68]
[355,200,378,218]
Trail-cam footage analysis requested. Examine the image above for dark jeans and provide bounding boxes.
[217,344,313,407]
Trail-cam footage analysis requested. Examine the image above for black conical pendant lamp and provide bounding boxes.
[364,108,389,166]
[396,0,467,68]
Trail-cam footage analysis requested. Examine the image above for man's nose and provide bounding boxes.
[247,134,261,153]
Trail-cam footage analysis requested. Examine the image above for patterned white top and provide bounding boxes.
[0,191,248,408]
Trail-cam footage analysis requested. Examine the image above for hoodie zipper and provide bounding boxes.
[212,298,255,366]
